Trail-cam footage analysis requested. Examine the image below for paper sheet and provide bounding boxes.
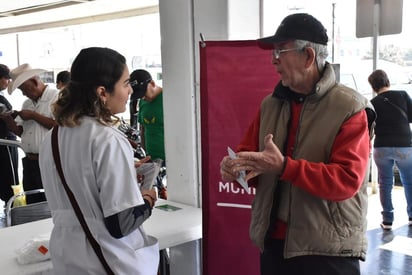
[136,162,160,190]
[227,147,249,192]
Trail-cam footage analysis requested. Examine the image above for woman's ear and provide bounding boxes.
[96,86,108,105]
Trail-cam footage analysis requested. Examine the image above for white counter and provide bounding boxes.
[0,200,202,275]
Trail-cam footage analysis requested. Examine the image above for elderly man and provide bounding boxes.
[220,13,376,275]
[3,63,58,203]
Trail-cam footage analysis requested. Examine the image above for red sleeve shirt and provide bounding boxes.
[281,103,370,201]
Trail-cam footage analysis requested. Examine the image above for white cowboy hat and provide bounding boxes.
[8,63,46,95]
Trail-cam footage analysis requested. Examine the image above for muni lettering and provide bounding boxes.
[219,181,256,195]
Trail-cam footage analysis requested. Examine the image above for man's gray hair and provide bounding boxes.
[294,39,328,72]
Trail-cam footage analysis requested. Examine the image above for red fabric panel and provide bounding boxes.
[200,40,280,275]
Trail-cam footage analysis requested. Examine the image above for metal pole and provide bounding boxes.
[372,0,381,71]
[15,34,20,66]
[259,0,264,38]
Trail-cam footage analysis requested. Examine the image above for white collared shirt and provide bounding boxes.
[39,117,158,274]
[15,86,58,153]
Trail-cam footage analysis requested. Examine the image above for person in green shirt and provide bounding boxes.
[130,69,167,199]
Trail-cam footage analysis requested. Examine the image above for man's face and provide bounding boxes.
[19,78,42,100]
[0,76,9,91]
[271,41,307,92]
[56,81,64,90]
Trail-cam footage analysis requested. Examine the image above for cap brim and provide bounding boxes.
[257,35,294,50]
[8,69,46,95]
[257,35,278,50]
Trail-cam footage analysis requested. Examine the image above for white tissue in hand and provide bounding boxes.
[16,235,50,264]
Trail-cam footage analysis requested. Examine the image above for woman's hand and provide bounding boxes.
[142,188,157,208]
[134,156,151,168]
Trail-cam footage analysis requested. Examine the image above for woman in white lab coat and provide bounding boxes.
[39,47,159,274]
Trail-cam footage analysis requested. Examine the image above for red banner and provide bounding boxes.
[200,40,280,275]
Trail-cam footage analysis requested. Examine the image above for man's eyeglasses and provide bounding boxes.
[272,48,301,59]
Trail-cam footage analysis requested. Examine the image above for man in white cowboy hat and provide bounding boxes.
[2,63,58,203]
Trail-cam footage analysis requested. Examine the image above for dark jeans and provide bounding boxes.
[22,157,46,203]
[261,239,360,275]
[0,145,19,203]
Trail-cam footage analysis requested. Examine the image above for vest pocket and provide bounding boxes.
[328,201,360,238]
[328,201,346,237]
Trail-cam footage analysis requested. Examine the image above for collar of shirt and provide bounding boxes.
[272,82,307,103]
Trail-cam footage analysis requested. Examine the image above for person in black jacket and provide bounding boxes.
[369,69,412,230]
[0,64,19,204]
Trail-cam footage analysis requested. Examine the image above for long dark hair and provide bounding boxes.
[53,47,126,127]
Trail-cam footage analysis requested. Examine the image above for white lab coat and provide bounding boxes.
[39,117,159,274]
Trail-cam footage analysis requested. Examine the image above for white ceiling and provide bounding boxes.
[0,0,95,17]
[0,0,158,34]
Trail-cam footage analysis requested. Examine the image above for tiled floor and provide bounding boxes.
[361,186,412,274]
[361,223,412,274]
